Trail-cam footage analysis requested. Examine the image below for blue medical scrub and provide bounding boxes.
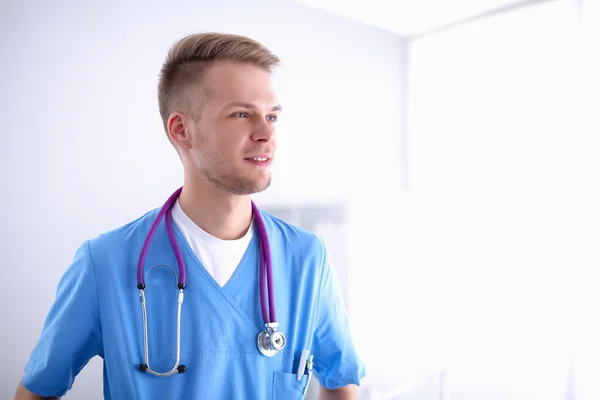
[21,206,365,399]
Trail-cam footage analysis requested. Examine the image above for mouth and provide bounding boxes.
[244,156,272,167]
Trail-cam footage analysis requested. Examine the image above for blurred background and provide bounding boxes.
[1,0,599,398]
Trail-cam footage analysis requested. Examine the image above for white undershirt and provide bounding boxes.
[170,200,254,287]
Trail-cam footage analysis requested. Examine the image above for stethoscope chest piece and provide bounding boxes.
[257,322,286,357]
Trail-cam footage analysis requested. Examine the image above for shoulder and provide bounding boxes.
[258,209,327,263]
[85,207,160,257]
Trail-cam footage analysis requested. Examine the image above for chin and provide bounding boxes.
[248,177,272,194]
[219,174,271,196]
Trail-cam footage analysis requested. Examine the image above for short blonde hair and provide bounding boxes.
[157,32,280,138]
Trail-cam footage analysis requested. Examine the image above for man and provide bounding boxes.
[14,32,365,399]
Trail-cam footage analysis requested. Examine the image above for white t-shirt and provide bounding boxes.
[170,200,253,287]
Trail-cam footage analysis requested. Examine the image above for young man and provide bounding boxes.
[14,32,365,399]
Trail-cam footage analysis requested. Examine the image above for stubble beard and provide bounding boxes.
[205,169,272,195]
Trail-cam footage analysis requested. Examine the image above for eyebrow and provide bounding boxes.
[225,102,282,112]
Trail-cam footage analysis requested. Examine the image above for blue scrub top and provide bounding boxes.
[21,205,365,399]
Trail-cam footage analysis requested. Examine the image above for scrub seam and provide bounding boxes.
[85,240,104,350]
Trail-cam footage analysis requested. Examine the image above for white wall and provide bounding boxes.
[0,0,405,398]
[380,1,599,399]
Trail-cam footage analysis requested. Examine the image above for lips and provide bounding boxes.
[244,155,272,167]
[244,153,272,161]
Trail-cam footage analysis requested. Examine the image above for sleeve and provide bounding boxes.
[21,240,103,397]
[311,238,366,390]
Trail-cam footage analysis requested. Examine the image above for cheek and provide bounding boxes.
[191,136,231,165]
[192,121,247,159]
[189,128,216,152]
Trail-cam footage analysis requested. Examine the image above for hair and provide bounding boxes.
[157,32,281,142]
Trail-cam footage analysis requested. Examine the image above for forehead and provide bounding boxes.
[201,60,278,106]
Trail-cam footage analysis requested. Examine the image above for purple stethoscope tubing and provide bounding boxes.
[253,201,277,324]
[136,187,277,323]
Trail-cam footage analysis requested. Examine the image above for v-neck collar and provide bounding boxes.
[171,222,264,332]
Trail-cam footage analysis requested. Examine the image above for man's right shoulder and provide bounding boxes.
[86,207,160,254]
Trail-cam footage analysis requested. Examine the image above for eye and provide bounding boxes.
[233,112,249,118]
[267,115,278,122]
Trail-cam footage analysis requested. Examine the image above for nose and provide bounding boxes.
[250,118,276,143]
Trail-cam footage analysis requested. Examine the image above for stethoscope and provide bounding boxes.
[136,187,286,377]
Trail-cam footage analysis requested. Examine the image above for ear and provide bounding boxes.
[167,112,191,150]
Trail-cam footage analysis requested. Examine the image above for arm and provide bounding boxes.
[311,239,365,395]
[19,241,102,398]
[14,382,60,400]
[319,384,358,400]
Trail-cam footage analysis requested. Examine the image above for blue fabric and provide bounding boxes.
[22,207,365,399]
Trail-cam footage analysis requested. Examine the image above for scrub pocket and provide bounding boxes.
[272,371,309,400]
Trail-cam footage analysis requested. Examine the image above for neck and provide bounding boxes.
[177,177,253,241]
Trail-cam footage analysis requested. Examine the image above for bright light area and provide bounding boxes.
[349,0,600,398]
